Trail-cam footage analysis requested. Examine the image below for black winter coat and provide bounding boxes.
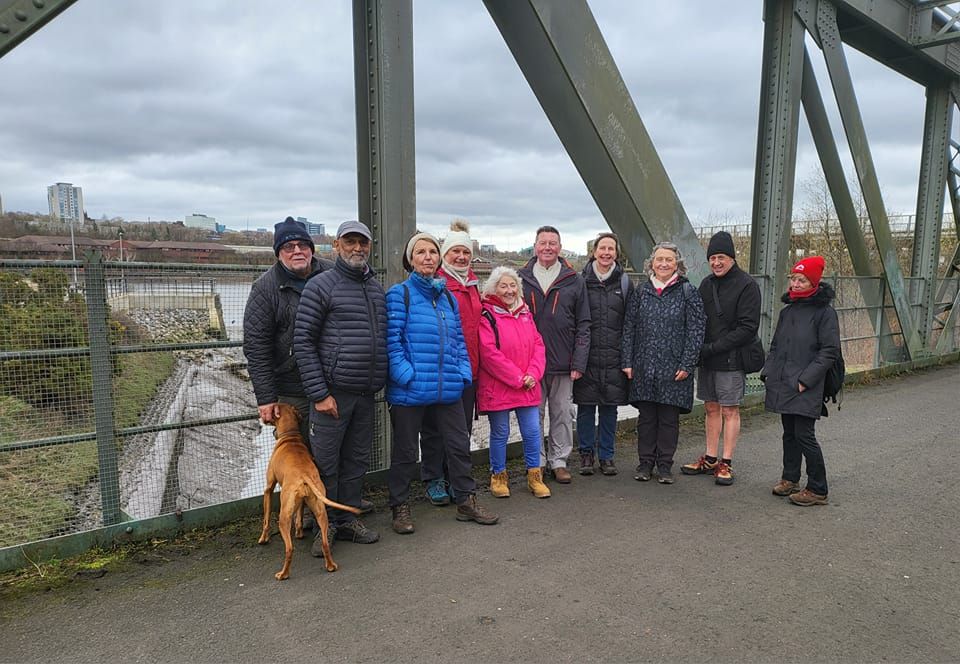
[242,257,333,405]
[621,278,706,413]
[518,258,592,375]
[698,264,762,371]
[761,283,840,420]
[573,262,632,406]
[293,257,388,400]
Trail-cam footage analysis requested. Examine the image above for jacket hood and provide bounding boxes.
[780,280,835,306]
[482,293,528,316]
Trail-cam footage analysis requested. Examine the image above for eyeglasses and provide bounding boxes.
[280,241,312,254]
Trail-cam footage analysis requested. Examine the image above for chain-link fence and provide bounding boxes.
[0,256,957,556]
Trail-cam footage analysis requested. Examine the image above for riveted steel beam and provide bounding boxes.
[831,0,960,83]
[751,0,807,345]
[0,0,77,59]
[801,47,903,361]
[913,3,960,48]
[817,2,924,357]
[353,0,415,288]
[913,85,952,342]
[483,0,708,283]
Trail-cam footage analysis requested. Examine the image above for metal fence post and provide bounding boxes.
[83,251,122,525]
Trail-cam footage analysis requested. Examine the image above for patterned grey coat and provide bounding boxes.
[621,277,706,414]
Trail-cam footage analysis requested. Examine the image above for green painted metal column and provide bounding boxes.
[816,2,922,357]
[483,0,707,282]
[82,252,121,526]
[913,84,953,346]
[750,0,807,344]
[353,0,416,289]
[0,0,77,58]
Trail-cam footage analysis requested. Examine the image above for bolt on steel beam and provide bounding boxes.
[0,0,78,59]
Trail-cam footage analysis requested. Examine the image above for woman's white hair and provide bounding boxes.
[643,241,687,277]
[482,266,524,299]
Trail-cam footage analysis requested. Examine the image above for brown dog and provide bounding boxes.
[257,403,360,580]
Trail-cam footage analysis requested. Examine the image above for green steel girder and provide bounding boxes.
[800,48,903,362]
[913,3,960,48]
[751,0,807,345]
[817,2,925,357]
[831,0,960,83]
[0,0,78,59]
[353,0,416,288]
[482,0,708,282]
[913,85,952,343]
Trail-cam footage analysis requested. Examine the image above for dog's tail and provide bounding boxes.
[305,477,363,515]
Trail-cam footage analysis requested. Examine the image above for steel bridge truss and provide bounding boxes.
[2,0,958,357]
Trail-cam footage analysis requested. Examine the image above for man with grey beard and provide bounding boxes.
[294,221,388,551]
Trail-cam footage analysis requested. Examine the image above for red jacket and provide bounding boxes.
[477,295,546,413]
[438,266,482,379]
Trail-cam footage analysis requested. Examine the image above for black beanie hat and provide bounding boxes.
[706,231,736,260]
[273,217,314,256]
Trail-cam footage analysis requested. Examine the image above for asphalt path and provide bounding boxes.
[1,365,958,663]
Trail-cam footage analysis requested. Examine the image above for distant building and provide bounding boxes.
[47,182,85,224]
[480,244,497,255]
[185,213,217,231]
[303,221,326,236]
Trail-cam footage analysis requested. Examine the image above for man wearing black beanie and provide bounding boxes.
[680,231,761,486]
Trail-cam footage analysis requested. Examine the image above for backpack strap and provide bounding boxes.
[403,284,410,312]
[480,309,500,349]
[620,272,631,303]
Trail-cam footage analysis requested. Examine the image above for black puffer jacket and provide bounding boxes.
[242,257,333,405]
[573,261,632,405]
[518,257,591,375]
[294,257,388,400]
[761,283,840,420]
[698,263,762,371]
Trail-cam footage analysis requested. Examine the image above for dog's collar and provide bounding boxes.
[274,429,302,445]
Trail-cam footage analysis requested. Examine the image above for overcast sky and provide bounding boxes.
[0,1,930,252]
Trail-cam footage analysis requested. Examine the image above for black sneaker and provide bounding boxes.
[633,464,653,482]
[656,467,675,484]
[599,459,618,476]
[579,452,595,476]
[335,520,380,544]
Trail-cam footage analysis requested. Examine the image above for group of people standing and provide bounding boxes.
[244,216,842,558]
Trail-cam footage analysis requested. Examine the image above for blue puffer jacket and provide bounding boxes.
[386,271,472,406]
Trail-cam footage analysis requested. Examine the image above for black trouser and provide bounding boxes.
[308,391,375,525]
[419,384,476,483]
[780,413,828,495]
[636,400,680,472]
[388,402,476,507]
[278,394,311,441]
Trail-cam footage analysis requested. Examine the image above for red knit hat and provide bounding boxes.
[791,256,825,287]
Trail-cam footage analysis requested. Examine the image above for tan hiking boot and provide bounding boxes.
[788,488,829,506]
[455,495,499,525]
[526,468,551,498]
[490,470,510,498]
[772,479,801,496]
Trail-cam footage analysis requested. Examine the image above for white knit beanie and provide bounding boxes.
[440,219,472,258]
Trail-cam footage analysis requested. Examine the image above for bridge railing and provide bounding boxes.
[0,256,957,570]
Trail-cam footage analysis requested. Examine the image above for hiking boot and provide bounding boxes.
[359,498,374,514]
[391,503,415,534]
[455,495,499,525]
[490,470,510,498]
[772,479,801,496]
[579,452,595,476]
[425,479,451,506]
[681,455,718,475]
[550,467,572,484]
[301,510,317,532]
[526,468,551,498]
[789,488,829,506]
[656,467,675,484]
[335,520,380,544]
[633,464,653,482]
[311,524,336,557]
[714,461,734,486]
[599,459,618,476]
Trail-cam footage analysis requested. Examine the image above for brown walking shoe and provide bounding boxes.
[789,488,829,506]
[550,467,572,484]
[681,455,718,475]
[772,479,801,496]
[714,461,734,486]
[456,495,499,525]
[598,459,618,476]
[391,503,415,534]
[579,452,595,475]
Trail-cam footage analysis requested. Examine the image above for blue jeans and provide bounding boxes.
[487,406,541,473]
[576,404,618,461]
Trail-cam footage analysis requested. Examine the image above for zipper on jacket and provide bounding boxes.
[551,291,560,315]
[362,279,377,393]
[434,296,445,400]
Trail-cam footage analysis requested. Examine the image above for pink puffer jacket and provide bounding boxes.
[477,295,546,413]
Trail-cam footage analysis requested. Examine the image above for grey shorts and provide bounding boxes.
[697,369,746,406]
